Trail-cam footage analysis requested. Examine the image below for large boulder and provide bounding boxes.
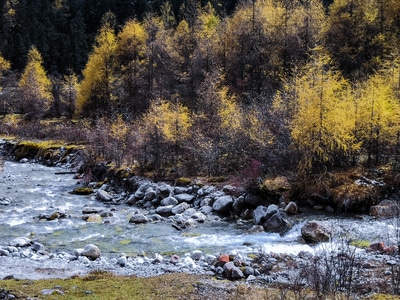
[175,193,195,203]
[81,244,101,260]
[253,205,268,225]
[171,202,190,214]
[253,205,291,233]
[96,190,113,202]
[161,196,179,206]
[129,214,148,224]
[262,209,291,233]
[213,195,234,212]
[370,200,399,218]
[301,221,331,243]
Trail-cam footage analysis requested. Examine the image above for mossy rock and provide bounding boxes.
[175,177,192,186]
[71,187,94,195]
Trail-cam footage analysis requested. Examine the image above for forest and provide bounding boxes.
[0,0,400,187]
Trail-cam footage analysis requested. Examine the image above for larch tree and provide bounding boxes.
[139,99,192,177]
[280,51,358,175]
[116,19,148,117]
[76,20,117,118]
[353,68,400,166]
[0,53,10,87]
[18,46,53,119]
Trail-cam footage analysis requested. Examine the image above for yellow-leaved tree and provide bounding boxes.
[0,53,10,76]
[116,19,148,116]
[139,99,192,176]
[276,51,358,175]
[353,68,400,166]
[19,46,53,118]
[76,20,117,118]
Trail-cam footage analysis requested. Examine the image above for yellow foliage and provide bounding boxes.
[286,52,358,173]
[143,100,192,143]
[18,47,53,115]
[76,23,117,116]
[117,19,147,59]
[218,86,241,131]
[0,54,10,74]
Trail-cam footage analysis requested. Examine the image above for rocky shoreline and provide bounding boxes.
[1,140,400,297]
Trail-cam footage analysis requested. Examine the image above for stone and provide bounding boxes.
[31,242,45,252]
[171,202,190,214]
[223,261,244,279]
[301,221,331,243]
[263,211,290,233]
[284,201,298,215]
[134,183,151,199]
[129,214,148,224]
[82,207,104,214]
[232,195,245,213]
[155,205,174,216]
[190,250,203,261]
[9,237,32,247]
[0,197,11,205]
[161,196,178,206]
[199,205,213,215]
[170,254,180,264]
[191,212,206,223]
[85,214,102,222]
[117,256,128,267]
[222,185,238,195]
[245,193,264,207]
[253,205,268,225]
[144,188,157,201]
[213,195,234,212]
[183,256,197,268]
[96,190,113,202]
[175,193,195,203]
[81,244,101,260]
[370,200,400,218]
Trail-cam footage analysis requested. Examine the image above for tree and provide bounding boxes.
[76,20,117,118]
[0,52,10,80]
[18,46,53,118]
[353,68,400,166]
[139,99,192,176]
[115,19,148,117]
[277,51,358,175]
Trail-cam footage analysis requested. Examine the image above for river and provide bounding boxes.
[0,160,399,279]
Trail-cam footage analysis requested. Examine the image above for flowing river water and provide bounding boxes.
[0,160,399,278]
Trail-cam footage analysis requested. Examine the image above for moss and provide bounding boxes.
[208,176,225,183]
[13,140,83,161]
[71,187,94,195]
[175,177,192,186]
[350,240,371,249]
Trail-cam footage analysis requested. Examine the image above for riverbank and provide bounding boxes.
[1,138,400,299]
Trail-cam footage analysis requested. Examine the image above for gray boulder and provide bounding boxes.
[171,202,190,214]
[175,193,195,203]
[223,261,244,279]
[284,201,298,215]
[263,210,290,233]
[161,196,179,206]
[10,237,32,247]
[82,244,101,260]
[96,190,113,202]
[129,214,149,224]
[253,205,268,225]
[156,205,174,216]
[144,188,157,201]
[213,195,234,212]
[301,221,331,243]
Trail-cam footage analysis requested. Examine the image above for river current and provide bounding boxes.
[0,160,398,261]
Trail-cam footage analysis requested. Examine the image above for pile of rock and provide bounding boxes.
[90,178,298,234]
